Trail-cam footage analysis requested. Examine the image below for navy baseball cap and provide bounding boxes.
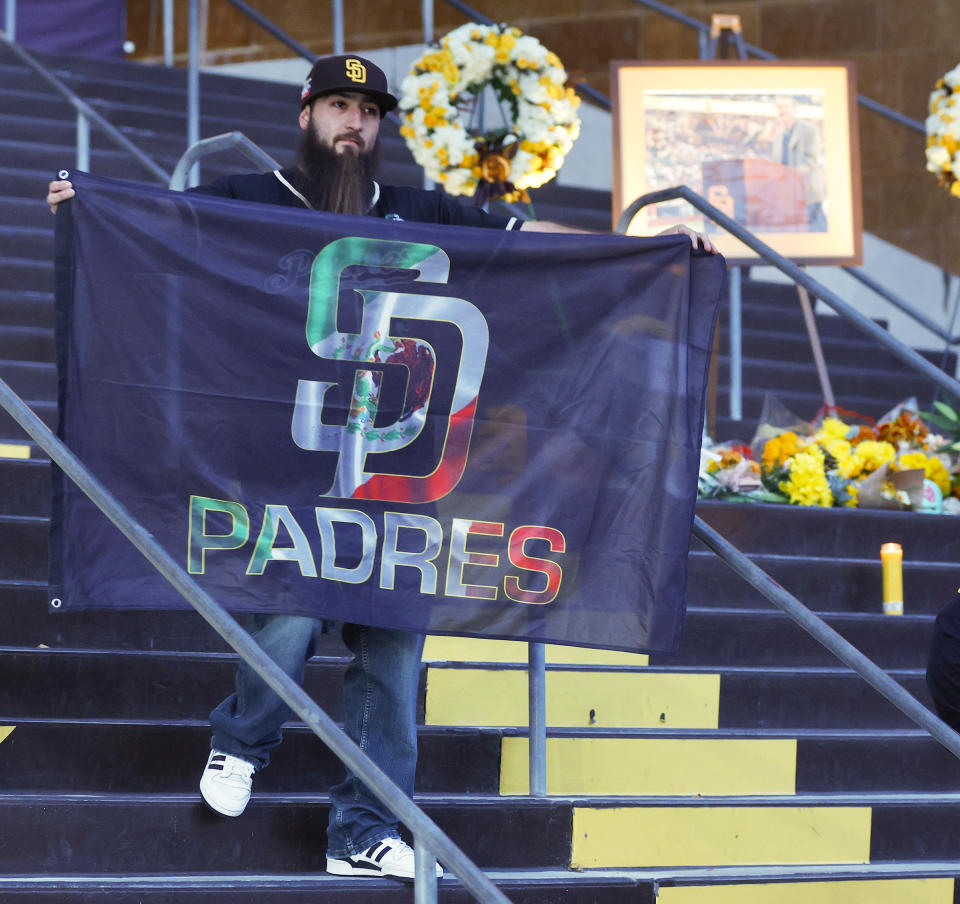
[300,54,398,117]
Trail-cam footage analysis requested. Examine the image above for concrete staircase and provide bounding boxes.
[3,44,960,902]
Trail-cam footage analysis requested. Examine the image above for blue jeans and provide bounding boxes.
[209,613,425,857]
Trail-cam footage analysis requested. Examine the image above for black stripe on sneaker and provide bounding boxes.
[372,843,391,864]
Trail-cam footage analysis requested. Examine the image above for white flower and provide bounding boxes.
[926,145,951,173]
[945,65,960,89]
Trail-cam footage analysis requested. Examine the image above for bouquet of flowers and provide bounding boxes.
[397,23,581,202]
[700,400,960,513]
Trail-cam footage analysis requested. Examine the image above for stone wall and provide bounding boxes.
[127,0,960,272]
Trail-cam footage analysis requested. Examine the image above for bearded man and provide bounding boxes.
[45,53,712,882]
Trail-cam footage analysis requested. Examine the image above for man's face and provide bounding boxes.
[299,91,381,155]
[776,98,798,127]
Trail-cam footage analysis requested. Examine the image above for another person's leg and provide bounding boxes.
[201,613,325,815]
[927,594,960,732]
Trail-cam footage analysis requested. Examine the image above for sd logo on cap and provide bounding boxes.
[299,54,397,117]
[345,59,366,83]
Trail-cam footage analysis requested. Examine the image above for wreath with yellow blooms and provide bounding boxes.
[926,63,960,196]
[397,23,581,203]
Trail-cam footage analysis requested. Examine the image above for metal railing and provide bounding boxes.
[168,132,280,190]
[163,0,339,66]
[692,517,960,761]
[612,187,960,762]
[0,370,510,904]
[11,0,960,874]
[625,0,925,133]
[617,185,960,405]
[0,27,170,184]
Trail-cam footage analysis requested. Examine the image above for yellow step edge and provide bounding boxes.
[0,443,30,460]
[0,727,15,744]
[426,668,719,728]
[657,878,954,904]
[422,635,649,666]
[501,737,796,796]
[571,805,871,869]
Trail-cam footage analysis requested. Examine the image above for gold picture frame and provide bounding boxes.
[612,60,862,265]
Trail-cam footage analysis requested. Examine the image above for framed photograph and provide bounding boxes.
[612,61,862,265]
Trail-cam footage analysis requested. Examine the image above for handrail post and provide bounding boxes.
[332,0,344,55]
[422,0,434,43]
[163,0,174,67]
[4,0,14,41]
[728,265,742,420]
[414,840,439,903]
[76,110,90,172]
[528,641,547,797]
[187,0,200,187]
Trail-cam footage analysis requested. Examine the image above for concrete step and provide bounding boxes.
[0,646,930,730]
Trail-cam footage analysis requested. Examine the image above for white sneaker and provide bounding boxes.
[199,749,254,817]
[326,837,443,880]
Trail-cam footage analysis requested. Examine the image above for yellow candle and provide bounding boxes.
[881,542,903,615]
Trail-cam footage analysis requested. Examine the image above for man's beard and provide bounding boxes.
[295,124,380,216]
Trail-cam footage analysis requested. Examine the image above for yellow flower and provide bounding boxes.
[822,438,851,460]
[837,453,864,479]
[898,451,928,470]
[845,484,860,508]
[399,125,416,139]
[499,33,516,51]
[900,452,951,495]
[815,417,849,442]
[779,448,834,507]
[853,440,896,473]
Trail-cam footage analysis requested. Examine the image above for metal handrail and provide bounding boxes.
[843,266,960,345]
[168,132,280,190]
[617,185,960,404]
[432,0,610,110]
[222,0,318,61]
[628,186,960,764]
[693,517,960,762]
[0,371,510,903]
[432,0,923,128]
[625,0,925,133]
[0,28,170,184]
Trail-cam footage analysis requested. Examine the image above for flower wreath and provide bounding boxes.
[926,63,960,196]
[397,22,581,203]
